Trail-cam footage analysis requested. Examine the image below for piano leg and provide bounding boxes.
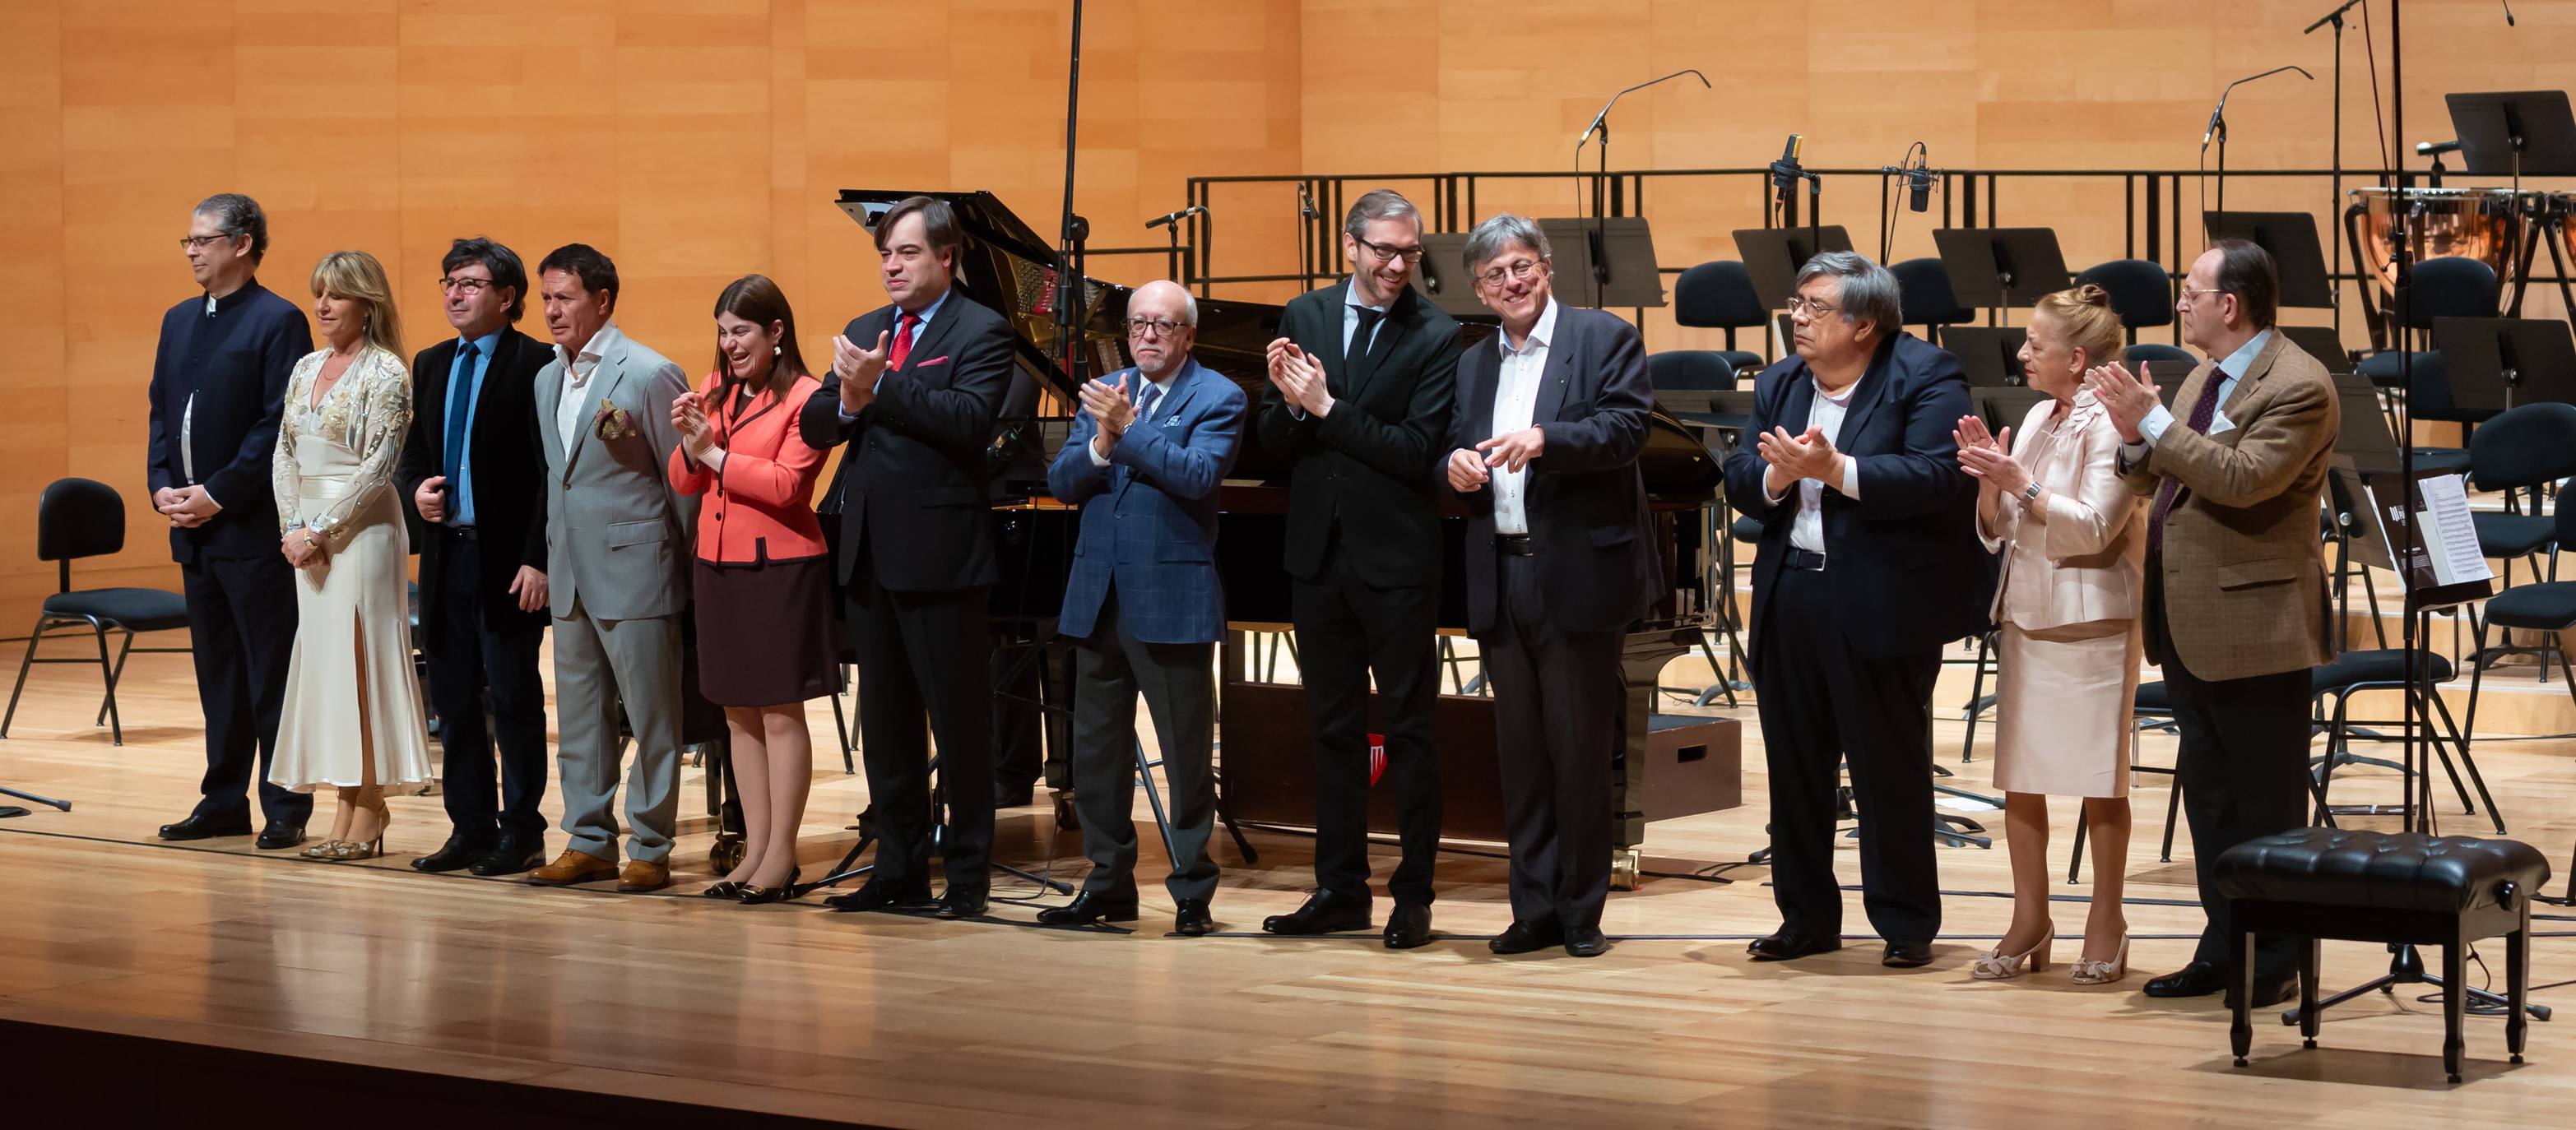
[1615,630,1695,891]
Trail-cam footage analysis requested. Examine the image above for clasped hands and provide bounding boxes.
[2081,360,2161,443]
[280,526,327,570]
[1756,425,1843,498]
[1263,338,1334,419]
[1950,415,2031,497]
[1445,428,1545,493]
[832,329,893,414]
[1079,373,1138,457]
[671,390,720,462]
[153,485,219,530]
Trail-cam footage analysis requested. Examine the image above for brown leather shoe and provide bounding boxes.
[616,859,671,893]
[527,849,618,887]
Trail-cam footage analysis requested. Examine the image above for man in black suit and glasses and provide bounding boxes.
[1720,250,1992,970]
[800,195,1015,920]
[1257,188,1464,949]
[399,237,557,877]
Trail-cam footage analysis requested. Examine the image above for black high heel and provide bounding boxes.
[737,865,803,905]
[702,881,747,899]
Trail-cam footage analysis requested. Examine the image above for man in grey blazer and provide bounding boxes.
[523,243,696,893]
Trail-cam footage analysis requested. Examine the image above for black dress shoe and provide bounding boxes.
[1747,929,1843,961]
[1488,920,1564,955]
[935,888,989,919]
[159,813,252,841]
[1882,939,1934,968]
[2143,961,2227,998]
[993,780,1035,809]
[2227,975,2299,1009]
[1261,892,1372,936]
[1172,899,1214,937]
[1382,901,1433,950]
[254,821,308,850]
[1564,926,1612,958]
[411,836,494,873]
[468,836,546,877]
[823,878,932,913]
[1036,891,1139,926]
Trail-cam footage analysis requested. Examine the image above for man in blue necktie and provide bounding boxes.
[396,238,559,877]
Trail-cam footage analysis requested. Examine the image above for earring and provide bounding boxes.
[773,345,782,356]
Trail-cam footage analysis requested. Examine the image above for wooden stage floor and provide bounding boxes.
[2,643,2574,1128]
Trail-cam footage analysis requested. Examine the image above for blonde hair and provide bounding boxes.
[2033,283,2123,369]
[309,249,404,359]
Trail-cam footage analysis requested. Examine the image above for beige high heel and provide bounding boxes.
[2071,933,2131,985]
[1970,924,2054,980]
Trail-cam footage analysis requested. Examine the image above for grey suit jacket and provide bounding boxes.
[533,326,696,621]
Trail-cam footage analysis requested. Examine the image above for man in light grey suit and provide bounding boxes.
[522,243,695,893]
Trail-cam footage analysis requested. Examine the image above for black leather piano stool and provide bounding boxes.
[2214,828,2553,1082]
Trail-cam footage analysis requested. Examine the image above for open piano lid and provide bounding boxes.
[835,188,1718,498]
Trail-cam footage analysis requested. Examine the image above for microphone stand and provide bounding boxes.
[1575,69,1710,308]
[2305,0,2365,340]
[2203,65,2315,233]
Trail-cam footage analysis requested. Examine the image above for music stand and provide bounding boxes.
[1540,217,1666,309]
[2277,324,2352,373]
[2142,360,2195,409]
[1931,228,2069,310]
[1943,326,2027,387]
[2203,212,2337,309]
[2447,91,2576,178]
[2433,315,2576,413]
[1733,225,1854,310]
[1978,387,2049,435]
[1409,233,1492,319]
[2330,373,2403,478]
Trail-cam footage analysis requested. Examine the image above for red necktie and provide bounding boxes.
[889,313,920,372]
[2146,372,2227,558]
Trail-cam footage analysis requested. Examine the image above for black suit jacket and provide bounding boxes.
[146,279,312,563]
[397,327,553,631]
[1256,280,1463,587]
[1442,304,1661,636]
[1720,332,1995,661]
[799,290,1014,592]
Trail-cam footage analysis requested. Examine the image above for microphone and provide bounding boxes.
[2504,0,2517,25]
[1908,148,1933,213]
[1297,183,1316,220]
[1771,133,1806,194]
[2204,65,2316,150]
[2417,139,2464,157]
[1576,68,1712,146]
[1145,204,1207,230]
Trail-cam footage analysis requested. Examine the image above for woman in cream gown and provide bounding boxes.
[267,250,435,859]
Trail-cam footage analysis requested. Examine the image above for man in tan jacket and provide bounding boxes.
[2090,239,2337,1007]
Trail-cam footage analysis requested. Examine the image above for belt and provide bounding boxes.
[1496,534,1536,556]
[444,524,480,542]
[1785,548,1826,572]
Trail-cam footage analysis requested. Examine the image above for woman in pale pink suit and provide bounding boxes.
[1952,284,2145,985]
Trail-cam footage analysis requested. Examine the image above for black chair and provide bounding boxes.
[1647,350,1741,391]
[2467,402,2576,591]
[2123,342,2195,367]
[2309,650,2500,834]
[1672,262,1769,374]
[1,479,193,745]
[2075,258,2175,341]
[2356,257,2500,393]
[2466,485,2576,747]
[1891,257,1974,344]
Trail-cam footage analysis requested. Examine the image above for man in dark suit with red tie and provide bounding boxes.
[1256,189,1464,949]
[399,237,557,877]
[800,195,1015,919]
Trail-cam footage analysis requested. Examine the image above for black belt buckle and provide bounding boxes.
[1497,534,1537,557]
[1787,548,1826,572]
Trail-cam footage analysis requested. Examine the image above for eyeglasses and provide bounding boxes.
[1784,297,1841,317]
[179,234,238,250]
[2179,286,2225,303]
[439,276,497,295]
[1126,317,1187,338]
[1478,258,1547,287]
[1352,234,1425,265]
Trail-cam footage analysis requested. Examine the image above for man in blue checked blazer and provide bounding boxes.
[1039,280,1246,937]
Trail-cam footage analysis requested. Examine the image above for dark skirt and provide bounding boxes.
[694,554,835,706]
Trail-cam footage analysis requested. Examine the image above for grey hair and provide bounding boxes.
[1343,189,1422,240]
[1130,280,1200,327]
[1463,213,1552,274]
[1792,250,1901,340]
[193,192,269,263]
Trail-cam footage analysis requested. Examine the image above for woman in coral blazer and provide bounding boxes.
[668,274,831,904]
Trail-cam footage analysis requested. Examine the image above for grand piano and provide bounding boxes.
[834,188,1740,888]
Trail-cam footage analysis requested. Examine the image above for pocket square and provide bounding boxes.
[913,355,951,368]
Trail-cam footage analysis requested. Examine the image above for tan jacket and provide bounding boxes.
[1980,391,2144,632]
[2117,332,2339,681]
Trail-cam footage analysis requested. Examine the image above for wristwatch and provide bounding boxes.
[2021,482,2043,504]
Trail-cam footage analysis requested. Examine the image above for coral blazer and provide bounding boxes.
[668,373,829,564]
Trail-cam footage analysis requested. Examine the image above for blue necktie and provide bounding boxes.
[1135,382,1163,423]
[443,341,476,492]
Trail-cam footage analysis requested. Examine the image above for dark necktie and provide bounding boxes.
[443,340,477,492]
[889,313,920,372]
[1343,306,1385,391]
[1135,382,1163,423]
[2146,370,2227,558]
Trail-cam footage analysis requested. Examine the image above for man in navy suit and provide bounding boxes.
[1036,280,1246,937]
[147,192,313,850]
[1441,215,1662,960]
[1720,251,1993,969]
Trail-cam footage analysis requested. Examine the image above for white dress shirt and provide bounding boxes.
[555,322,627,451]
[1489,299,1558,535]
[1765,372,1866,554]
[1288,277,1387,422]
[1089,366,1177,466]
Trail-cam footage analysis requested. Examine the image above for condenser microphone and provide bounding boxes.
[1907,154,1933,213]
[1770,134,1806,194]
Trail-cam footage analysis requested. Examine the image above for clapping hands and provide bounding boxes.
[1952,414,2029,497]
